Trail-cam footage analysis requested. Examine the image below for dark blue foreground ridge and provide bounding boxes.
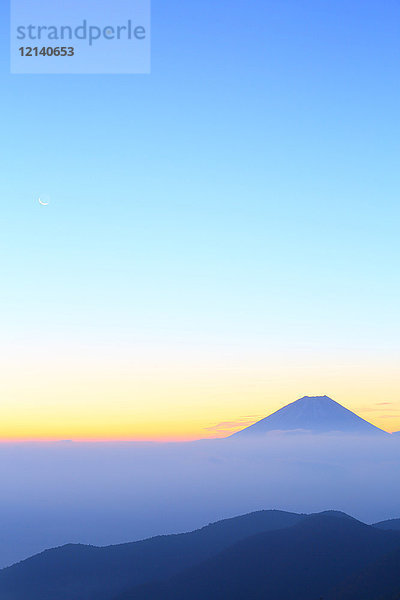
[0,509,399,600]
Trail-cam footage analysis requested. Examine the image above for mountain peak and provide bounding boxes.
[295,395,338,406]
[231,395,388,437]
[297,395,333,401]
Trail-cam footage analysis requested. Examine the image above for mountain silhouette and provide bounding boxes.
[0,510,399,600]
[231,395,388,437]
[374,518,400,531]
[116,513,400,600]
[325,546,400,600]
[0,510,304,600]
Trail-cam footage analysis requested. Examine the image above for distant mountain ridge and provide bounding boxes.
[0,510,304,600]
[231,395,388,437]
[1,509,400,600]
[117,513,400,600]
[374,518,400,531]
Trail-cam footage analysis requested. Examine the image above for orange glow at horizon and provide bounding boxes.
[1,344,399,441]
[0,396,398,443]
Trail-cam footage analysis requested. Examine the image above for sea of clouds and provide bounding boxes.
[1,433,399,567]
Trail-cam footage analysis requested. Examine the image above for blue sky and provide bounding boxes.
[1,0,400,438]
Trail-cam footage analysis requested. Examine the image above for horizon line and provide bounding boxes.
[1,429,400,443]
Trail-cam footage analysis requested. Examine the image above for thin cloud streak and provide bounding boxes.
[204,416,263,434]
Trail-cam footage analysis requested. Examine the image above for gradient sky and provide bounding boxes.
[1,0,400,440]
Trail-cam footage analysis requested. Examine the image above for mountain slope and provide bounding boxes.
[374,518,400,531]
[0,509,304,600]
[117,514,400,600]
[231,395,388,437]
[326,547,400,600]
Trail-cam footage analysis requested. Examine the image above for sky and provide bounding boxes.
[1,0,400,440]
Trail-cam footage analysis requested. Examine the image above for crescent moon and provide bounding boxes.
[38,197,49,206]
